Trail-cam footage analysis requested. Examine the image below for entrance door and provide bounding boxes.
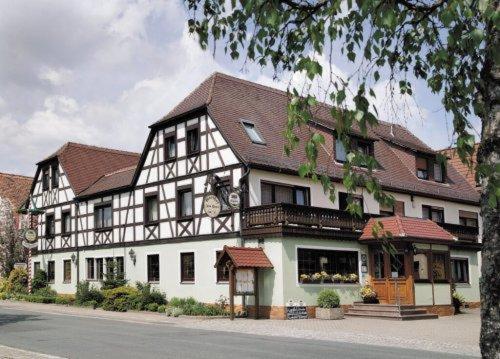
[369,249,414,305]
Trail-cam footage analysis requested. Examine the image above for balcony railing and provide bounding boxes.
[242,203,369,232]
[438,222,479,242]
[242,203,479,243]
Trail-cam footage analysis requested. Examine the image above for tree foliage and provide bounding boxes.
[0,198,25,277]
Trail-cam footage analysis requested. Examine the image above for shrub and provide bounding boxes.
[101,286,138,312]
[75,281,104,306]
[25,295,55,304]
[133,282,166,310]
[170,307,183,317]
[101,261,127,290]
[452,291,466,314]
[6,268,28,294]
[168,297,196,308]
[146,303,158,312]
[0,277,8,293]
[33,287,57,298]
[166,297,228,317]
[55,294,75,305]
[317,289,340,308]
[157,305,166,313]
[82,300,98,309]
[31,269,48,291]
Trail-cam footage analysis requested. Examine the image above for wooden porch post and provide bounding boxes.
[229,265,235,321]
[254,268,259,319]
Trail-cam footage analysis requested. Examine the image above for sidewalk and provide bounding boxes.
[0,300,480,357]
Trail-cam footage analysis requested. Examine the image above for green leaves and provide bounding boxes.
[296,57,323,80]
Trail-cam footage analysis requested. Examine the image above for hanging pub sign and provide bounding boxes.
[227,191,240,210]
[203,194,221,218]
[22,229,38,249]
[235,268,255,295]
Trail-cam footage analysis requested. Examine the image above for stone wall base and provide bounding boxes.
[464,301,480,309]
[246,304,351,320]
[416,304,455,316]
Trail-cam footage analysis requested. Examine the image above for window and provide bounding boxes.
[422,205,444,223]
[434,162,444,182]
[186,125,200,155]
[355,139,372,156]
[459,210,478,228]
[216,251,229,282]
[51,164,59,188]
[297,248,358,283]
[181,252,195,282]
[335,140,347,162]
[379,204,394,217]
[116,257,124,277]
[451,258,469,284]
[86,258,95,280]
[164,133,176,161]
[105,257,114,276]
[416,157,429,179]
[432,252,448,281]
[177,188,193,219]
[339,192,364,213]
[216,179,231,212]
[96,258,104,280]
[260,182,310,206]
[413,253,429,280]
[373,251,385,279]
[390,253,406,278]
[42,168,50,191]
[34,262,40,274]
[147,254,160,282]
[63,260,71,283]
[144,194,159,225]
[241,121,265,144]
[94,204,112,229]
[45,214,55,238]
[61,211,71,235]
[47,260,55,283]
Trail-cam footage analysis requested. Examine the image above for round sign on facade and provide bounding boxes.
[227,191,240,210]
[22,229,38,249]
[203,194,221,218]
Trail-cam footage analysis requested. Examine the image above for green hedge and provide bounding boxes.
[165,297,228,317]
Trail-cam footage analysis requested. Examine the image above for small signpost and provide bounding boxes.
[22,228,38,294]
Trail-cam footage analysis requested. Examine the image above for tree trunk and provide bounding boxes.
[478,4,500,357]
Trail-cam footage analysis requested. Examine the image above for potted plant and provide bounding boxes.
[452,290,465,314]
[319,271,330,283]
[345,273,359,283]
[331,273,342,283]
[299,274,311,284]
[311,272,322,283]
[315,289,344,320]
[360,285,379,304]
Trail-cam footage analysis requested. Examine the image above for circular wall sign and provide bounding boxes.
[228,191,240,210]
[22,229,38,249]
[203,194,221,218]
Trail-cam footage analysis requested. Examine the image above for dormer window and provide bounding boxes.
[241,120,265,144]
[416,157,429,180]
[335,140,347,162]
[51,164,59,188]
[42,168,50,191]
[335,137,373,165]
[434,162,444,182]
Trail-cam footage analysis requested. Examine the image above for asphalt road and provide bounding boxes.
[0,307,474,359]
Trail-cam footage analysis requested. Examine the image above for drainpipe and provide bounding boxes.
[238,164,250,312]
[430,244,435,306]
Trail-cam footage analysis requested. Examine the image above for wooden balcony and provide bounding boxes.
[241,203,480,243]
[438,222,479,242]
[241,203,370,240]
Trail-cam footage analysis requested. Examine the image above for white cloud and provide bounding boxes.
[38,67,74,86]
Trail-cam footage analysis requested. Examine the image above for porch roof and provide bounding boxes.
[360,215,455,242]
[215,246,273,269]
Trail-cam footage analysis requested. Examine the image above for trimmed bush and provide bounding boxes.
[75,281,104,306]
[157,305,166,313]
[146,303,158,312]
[31,269,48,292]
[6,268,28,294]
[101,286,138,312]
[55,294,75,305]
[317,289,340,308]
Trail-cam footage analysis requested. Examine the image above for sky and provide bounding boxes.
[0,0,481,177]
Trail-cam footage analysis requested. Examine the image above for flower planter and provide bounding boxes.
[362,297,379,304]
[315,307,344,320]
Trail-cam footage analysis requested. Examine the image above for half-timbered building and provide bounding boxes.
[29,72,481,318]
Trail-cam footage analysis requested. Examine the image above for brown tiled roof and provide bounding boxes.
[78,166,136,197]
[440,143,479,190]
[217,246,273,269]
[360,216,454,242]
[0,172,33,209]
[39,142,140,196]
[154,72,479,204]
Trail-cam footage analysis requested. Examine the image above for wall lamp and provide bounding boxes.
[129,249,137,265]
